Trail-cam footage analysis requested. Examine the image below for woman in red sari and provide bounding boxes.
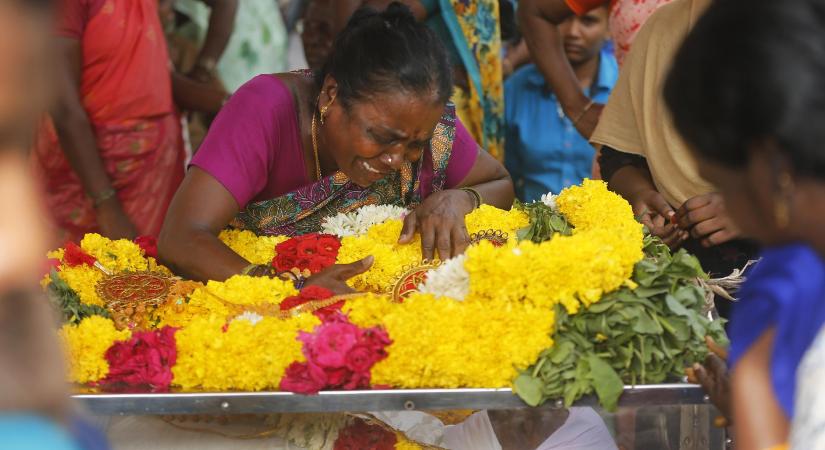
[33,0,186,242]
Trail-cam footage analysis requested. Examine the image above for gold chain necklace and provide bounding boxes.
[310,110,322,180]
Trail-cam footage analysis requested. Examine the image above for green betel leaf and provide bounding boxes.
[587,354,624,412]
[632,310,663,334]
[514,374,545,407]
[665,294,692,317]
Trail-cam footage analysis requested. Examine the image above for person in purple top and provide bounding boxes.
[158,3,514,291]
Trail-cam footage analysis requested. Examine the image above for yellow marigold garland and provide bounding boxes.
[57,265,105,307]
[80,233,149,272]
[345,294,554,388]
[157,275,298,328]
[59,316,130,383]
[173,314,319,390]
[465,180,643,314]
[336,206,528,293]
[218,229,288,265]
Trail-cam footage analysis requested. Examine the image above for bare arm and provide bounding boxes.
[518,0,604,137]
[457,147,515,210]
[190,0,238,81]
[157,167,250,281]
[50,38,136,239]
[171,72,227,113]
[731,328,790,450]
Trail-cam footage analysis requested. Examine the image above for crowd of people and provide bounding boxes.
[1,0,825,448]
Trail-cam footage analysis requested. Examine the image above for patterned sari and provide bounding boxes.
[422,0,504,161]
[231,106,458,236]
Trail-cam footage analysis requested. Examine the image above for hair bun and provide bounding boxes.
[382,2,417,27]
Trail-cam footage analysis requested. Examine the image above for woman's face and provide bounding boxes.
[695,147,786,246]
[319,82,445,188]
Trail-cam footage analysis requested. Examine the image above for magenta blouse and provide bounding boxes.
[191,75,479,209]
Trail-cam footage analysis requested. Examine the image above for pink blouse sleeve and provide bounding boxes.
[190,75,298,209]
[444,117,479,188]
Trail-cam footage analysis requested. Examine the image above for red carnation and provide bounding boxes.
[134,236,158,258]
[63,242,97,267]
[272,234,341,274]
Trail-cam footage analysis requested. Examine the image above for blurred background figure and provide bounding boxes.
[300,0,334,71]
[518,0,673,140]
[32,0,189,243]
[333,0,506,161]
[0,1,110,449]
[504,5,615,201]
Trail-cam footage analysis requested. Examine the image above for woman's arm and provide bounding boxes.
[157,167,250,282]
[518,0,604,137]
[50,38,136,239]
[731,328,790,450]
[189,0,238,82]
[457,148,515,210]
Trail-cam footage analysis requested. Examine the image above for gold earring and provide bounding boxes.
[774,171,793,229]
[319,96,335,125]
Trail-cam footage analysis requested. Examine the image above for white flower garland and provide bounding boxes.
[417,254,470,301]
[321,205,408,238]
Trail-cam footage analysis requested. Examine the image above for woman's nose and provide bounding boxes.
[380,149,405,169]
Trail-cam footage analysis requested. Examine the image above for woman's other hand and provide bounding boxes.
[675,192,741,247]
[95,197,138,240]
[304,256,374,295]
[631,188,687,249]
[398,189,474,261]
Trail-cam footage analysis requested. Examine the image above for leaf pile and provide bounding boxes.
[514,235,728,411]
[514,200,573,243]
[46,270,109,324]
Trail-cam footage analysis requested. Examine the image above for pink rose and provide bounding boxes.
[308,322,359,368]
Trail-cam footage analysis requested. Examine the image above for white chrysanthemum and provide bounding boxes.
[418,254,470,301]
[233,311,264,325]
[321,204,408,237]
[539,192,558,210]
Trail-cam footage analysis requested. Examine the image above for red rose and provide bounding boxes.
[134,236,158,258]
[345,344,375,373]
[102,327,177,393]
[63,242,97,267]
[324,367,349,388]
[342,370,370,390]
[334,419,397,450]
[280,362,323,395]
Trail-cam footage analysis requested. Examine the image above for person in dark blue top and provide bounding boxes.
[664,0,825,446]
[503,5,616,201]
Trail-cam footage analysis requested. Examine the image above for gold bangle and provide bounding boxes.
[460,187,482,209]
[572,99,595,125]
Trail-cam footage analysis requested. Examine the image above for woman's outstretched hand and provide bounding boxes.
[304,256,374,295]
[398,189,473,261]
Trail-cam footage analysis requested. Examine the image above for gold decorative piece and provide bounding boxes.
[389,260,441,302]
[96,271,173,328]
[470,229,509,247]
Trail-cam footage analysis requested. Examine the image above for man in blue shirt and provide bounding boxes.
[504,5,617,201]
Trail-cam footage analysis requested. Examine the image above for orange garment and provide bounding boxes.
[33,0,184,242]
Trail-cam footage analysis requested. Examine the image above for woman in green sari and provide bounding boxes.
[158,3,514,290]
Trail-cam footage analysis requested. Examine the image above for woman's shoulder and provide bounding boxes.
[747,244,825,285]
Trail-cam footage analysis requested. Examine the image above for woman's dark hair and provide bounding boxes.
[664,0,825,178]
[316,2,453,109]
